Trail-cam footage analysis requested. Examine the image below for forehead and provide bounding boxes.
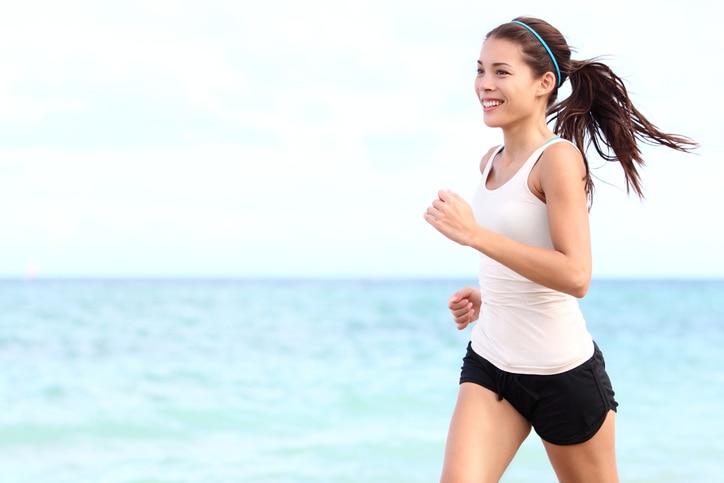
[478,37,524,64]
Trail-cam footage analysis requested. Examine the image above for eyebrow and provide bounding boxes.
[477,60,513,68]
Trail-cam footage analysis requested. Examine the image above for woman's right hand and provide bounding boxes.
[448,287,481,330]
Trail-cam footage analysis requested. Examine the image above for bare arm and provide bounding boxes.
[424,143,591,298]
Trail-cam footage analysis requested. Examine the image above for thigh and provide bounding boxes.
[543,410,619,483]
[441,382,531,483]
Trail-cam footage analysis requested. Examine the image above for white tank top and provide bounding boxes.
[470,137,593,375]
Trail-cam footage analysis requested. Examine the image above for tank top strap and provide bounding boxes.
[481,137,577,188]
[517,136,569,179]
[481,144,505,178]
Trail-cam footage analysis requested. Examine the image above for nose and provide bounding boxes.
[476,72,494,92]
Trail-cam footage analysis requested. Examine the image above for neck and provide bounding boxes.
[501,122,556,159]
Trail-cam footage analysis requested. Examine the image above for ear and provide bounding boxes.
[536,71,557,97]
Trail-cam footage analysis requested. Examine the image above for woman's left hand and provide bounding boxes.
[424,190,477,246]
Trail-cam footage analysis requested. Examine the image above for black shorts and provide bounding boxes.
[459,341,618,445]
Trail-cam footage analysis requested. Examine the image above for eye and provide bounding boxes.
[496,69,510,76]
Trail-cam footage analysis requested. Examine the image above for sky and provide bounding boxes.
[1,0,722,279]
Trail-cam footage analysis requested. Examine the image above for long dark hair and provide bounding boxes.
[487,17,697,202]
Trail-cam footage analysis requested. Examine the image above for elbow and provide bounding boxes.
[560,262,590,298]
[568,271,591,298]
[570,282,589,299]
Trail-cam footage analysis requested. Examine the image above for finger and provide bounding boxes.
[448,299,468,310]
[445,189,461,199]
[450,297,473,309]
[453,306,473,320]
[452,304,473,317]
[452,287,473,300]
[438,189,461,200]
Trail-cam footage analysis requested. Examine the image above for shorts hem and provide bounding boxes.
[459,378,500,398]
[537,407,617,446]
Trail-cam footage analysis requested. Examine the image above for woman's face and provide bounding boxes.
[474,37,545,128]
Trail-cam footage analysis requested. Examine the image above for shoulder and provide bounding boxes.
[537,141,585,180]
[479,145,503,174]
[531,141,586,201]
[541,139,582,162]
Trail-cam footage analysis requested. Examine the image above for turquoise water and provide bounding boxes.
[1,279,722,482]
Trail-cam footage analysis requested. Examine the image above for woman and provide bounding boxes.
[424,17,696,482]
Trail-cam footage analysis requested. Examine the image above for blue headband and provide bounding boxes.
[510,20,561,87]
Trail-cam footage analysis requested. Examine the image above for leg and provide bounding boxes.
[542,410,618,483]
[440,382,531,483]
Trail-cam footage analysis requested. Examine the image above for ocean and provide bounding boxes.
[1,278,722,482]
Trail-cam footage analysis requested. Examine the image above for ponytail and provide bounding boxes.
[488,17,698,204]
[548,59,698,202]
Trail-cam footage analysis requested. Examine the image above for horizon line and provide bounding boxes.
[1,275,723,282]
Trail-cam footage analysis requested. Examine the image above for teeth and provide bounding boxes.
[482,99,502,108]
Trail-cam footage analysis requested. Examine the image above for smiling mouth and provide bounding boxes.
[482,99,503,108]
